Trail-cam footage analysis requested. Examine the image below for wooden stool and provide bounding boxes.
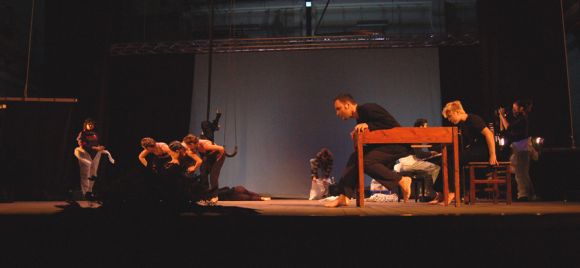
[465,161,512,204]
[398,171,430,202]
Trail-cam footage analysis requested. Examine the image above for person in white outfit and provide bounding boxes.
[73,118,114,200]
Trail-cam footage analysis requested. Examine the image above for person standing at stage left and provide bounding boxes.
[325,93,412,208]
[74,118,114,200]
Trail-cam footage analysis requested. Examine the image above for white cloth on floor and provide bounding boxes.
[308,177,332,200]
[365,193,399,202]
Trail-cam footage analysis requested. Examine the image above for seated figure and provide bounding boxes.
[394,118,441,201]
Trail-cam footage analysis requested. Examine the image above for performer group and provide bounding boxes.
[73,93,537,209]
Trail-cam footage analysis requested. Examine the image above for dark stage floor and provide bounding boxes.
[3,199,580,216]
[1,200,579,267]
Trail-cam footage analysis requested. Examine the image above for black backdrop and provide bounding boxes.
[441,0,571,147]
[0,1,194,200]
[1,0,577,200]
[439,0,578,200]
[0,102,76,200]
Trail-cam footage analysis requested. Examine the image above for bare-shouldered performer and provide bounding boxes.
[182,134,225,202]
[138,137,173,173]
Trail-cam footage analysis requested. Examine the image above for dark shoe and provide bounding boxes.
[85,192,95,201]
[428,192,443,204]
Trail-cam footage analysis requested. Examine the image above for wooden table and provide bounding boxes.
[355,127,460,207]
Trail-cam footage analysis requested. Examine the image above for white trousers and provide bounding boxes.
[396,155,441,183]
[74,147,115,195]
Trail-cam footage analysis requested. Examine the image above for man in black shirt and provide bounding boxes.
[325,94,412,208]
[498,100,530,143]
[442,101,498,203]
[442,101,498,165]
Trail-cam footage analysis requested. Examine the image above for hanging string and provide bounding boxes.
[223,0,238,157]
[223,97,227,146]
[223,0,233,147]
[206,0,215,121]
[231,0,238,150]
[23,0,37,98]
[10,0,75,103]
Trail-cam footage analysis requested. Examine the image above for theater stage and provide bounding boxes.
[1,200,579,266]
[2,199,580,216]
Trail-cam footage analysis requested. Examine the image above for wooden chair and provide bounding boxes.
[465,161,512,204]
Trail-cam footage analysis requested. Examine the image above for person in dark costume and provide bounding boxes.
[164,141,207,207]
[135,137,174,205]
[216,186,270,201]
[138,137,172,174]
[498,99,537,201]
[182,134,225,203]
[441,100,498,204]
[310,148,333,181]
[325,94,412,208]
[200,110,222,144]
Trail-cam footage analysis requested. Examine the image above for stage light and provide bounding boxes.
[498,137,506,147]
[305,1,312,7]
[532,137,544,149]
[0,104,7,110]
